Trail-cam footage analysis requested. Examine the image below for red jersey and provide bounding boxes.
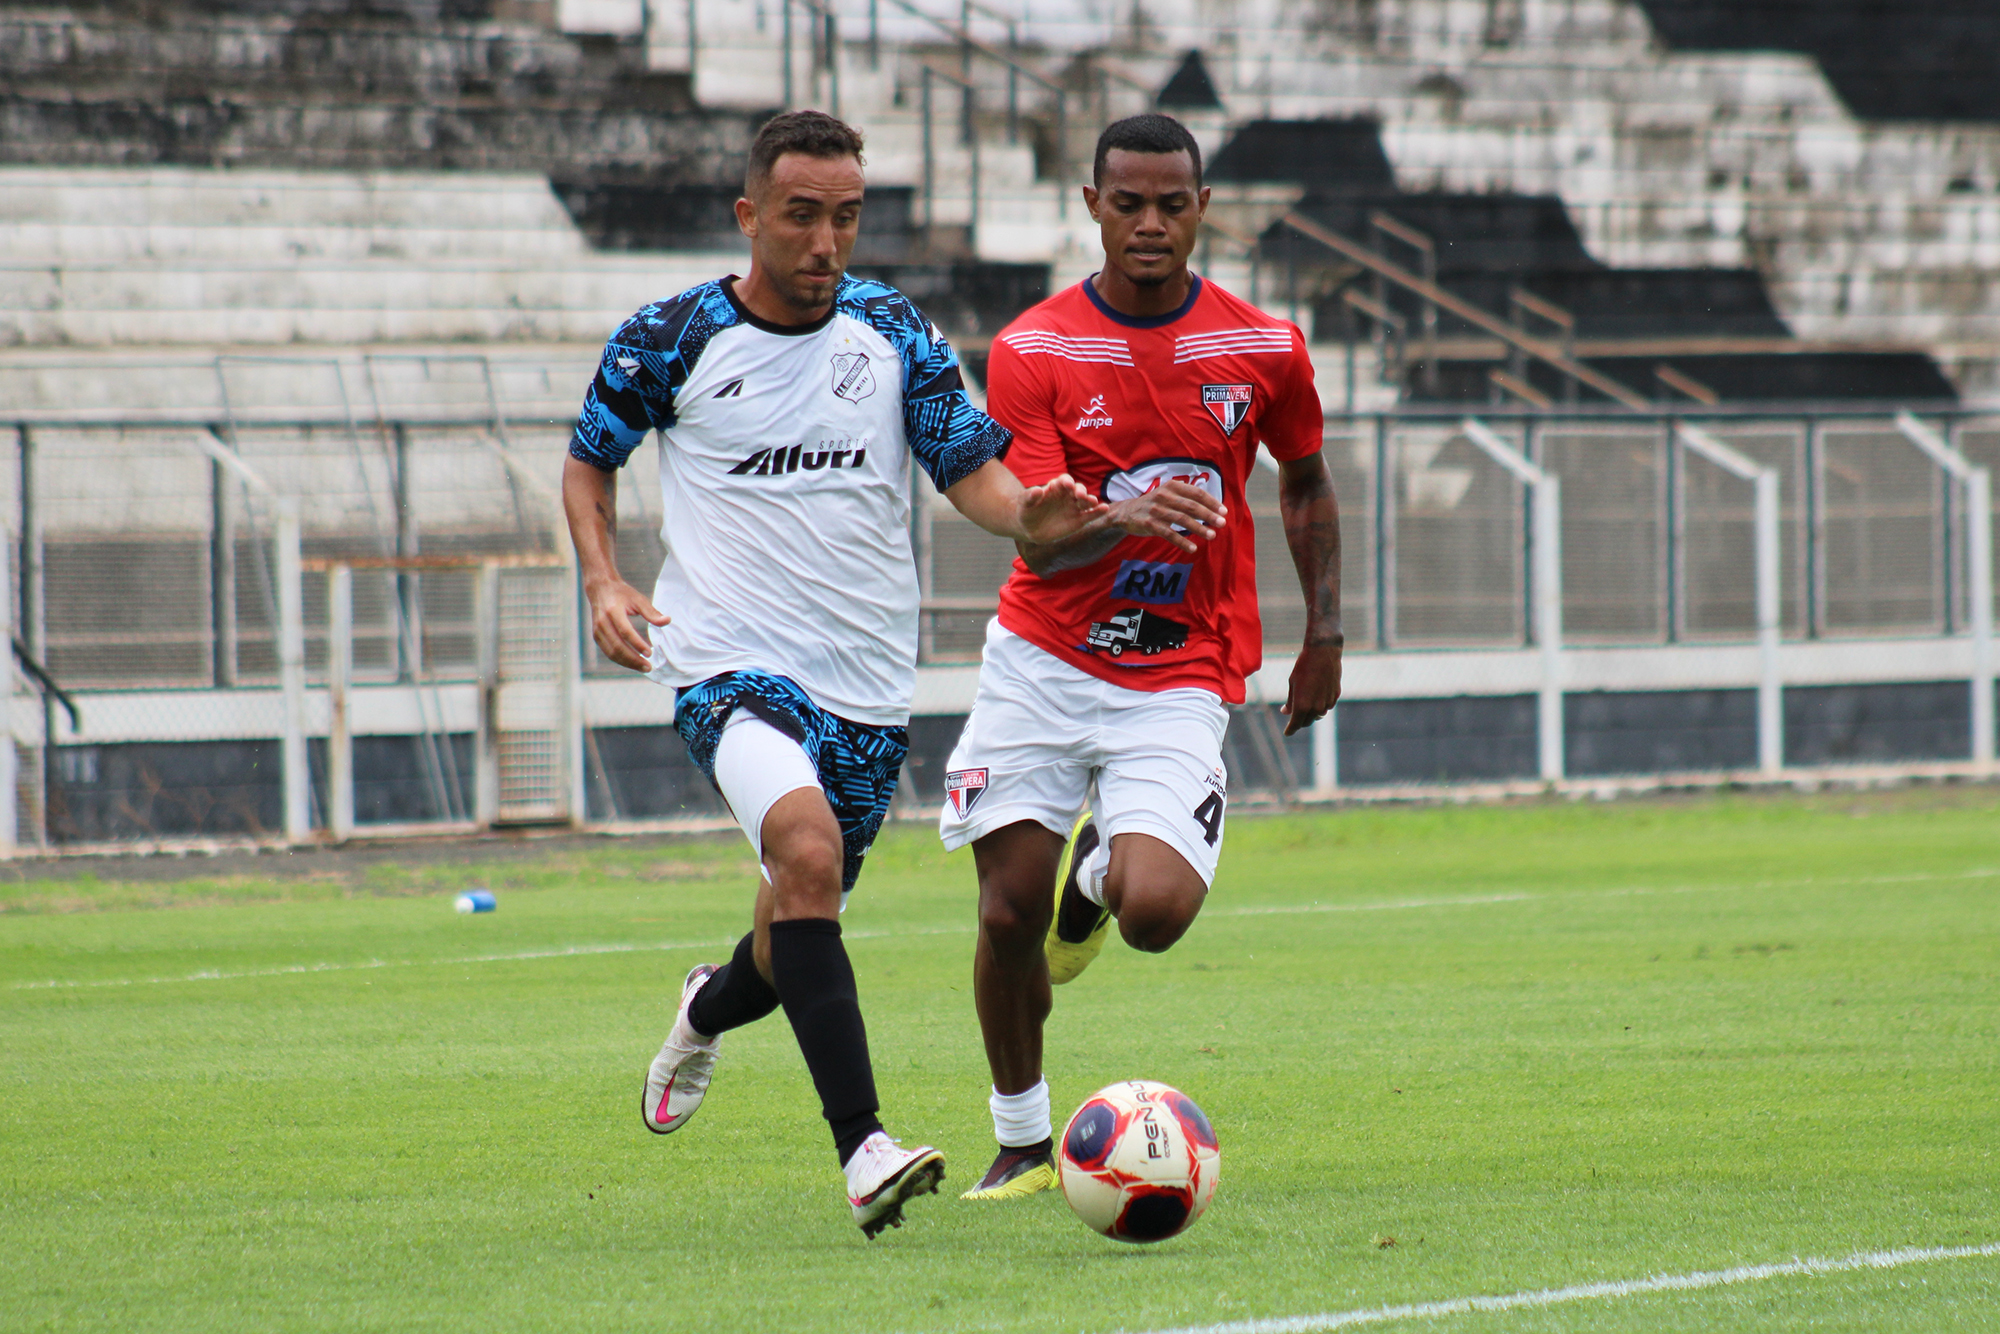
[988,276,1323,703]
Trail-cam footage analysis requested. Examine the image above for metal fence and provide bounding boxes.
[3,403,1997,851]
[1323,409,1997,647]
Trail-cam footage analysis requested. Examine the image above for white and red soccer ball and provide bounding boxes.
[1058,1079,1220,1243]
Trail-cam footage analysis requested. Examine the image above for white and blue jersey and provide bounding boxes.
[570,275,1011,727]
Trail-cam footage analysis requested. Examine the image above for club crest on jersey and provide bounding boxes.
[831,352,876,403]
[944,768,989,818]
[1202,383,1253,436]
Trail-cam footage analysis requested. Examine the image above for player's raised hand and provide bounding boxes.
[1106,479,1227,554]
[1017,472,1107,543]
[945,458,1103,543]
[585,577,669,672]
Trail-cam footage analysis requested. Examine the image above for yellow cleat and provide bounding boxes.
[1044,816,1110,985]
[960,1145,1058,1200]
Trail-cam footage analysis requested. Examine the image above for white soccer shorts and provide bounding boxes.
[937,621,1230,885]
[711,712,843,901]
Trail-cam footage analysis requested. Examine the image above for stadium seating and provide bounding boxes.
[5,0,2000,839]
[5,0,1999,393]
[1635,0,2000,123]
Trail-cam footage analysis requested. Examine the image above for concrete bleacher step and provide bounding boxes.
[0,168,592,264]
[4,0,2000,391]
[0,166,764,347]
[1632,0,2000,122]
[0,254,751,347]
[0,343,609,423]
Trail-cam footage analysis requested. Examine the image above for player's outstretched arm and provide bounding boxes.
[942,458,1105,543]
[1278,451,1343,735]
[563,454,669,672]
[1013,479,1228,577]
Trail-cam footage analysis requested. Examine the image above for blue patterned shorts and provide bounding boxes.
[674,672,908,895]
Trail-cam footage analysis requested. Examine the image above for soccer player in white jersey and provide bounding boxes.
[562,111,1100,1238]
[940,115,1344,1204]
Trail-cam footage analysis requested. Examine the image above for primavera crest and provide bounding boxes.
[944,768,989,818]
[831,352,876,403]
[1201,383,1253,436]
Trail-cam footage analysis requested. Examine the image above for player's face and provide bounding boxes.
[1085,149,1209,289]
[738,153,866,315]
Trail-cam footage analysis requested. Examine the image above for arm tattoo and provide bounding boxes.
[1280,457,1343,643]
[1017,519,1124,577]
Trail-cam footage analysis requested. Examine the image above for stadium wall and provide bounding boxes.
[36,678,1989,841]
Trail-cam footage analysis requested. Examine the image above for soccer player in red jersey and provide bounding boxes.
[940,114,1344,1199]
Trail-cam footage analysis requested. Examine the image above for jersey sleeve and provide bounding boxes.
[568,286,732,471]
[847,284,1012,491]
[1257,326,1327,463]
[981,336,1066,487]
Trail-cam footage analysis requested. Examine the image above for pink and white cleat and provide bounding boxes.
[845,1132,946,1238]
[640,964,721,1135]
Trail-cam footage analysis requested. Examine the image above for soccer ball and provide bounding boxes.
[1058,1079,1220,1243]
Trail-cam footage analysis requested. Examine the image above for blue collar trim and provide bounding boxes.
[1081,273,1204,328]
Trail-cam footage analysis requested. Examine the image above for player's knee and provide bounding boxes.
[1106,873,1205,954]
[978,877,1053,953]
[1117,903,1194,953]
[768,829,846,911]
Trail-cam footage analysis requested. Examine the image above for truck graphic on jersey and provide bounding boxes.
[1081,608,1190,657]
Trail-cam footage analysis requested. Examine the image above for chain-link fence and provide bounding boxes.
[3,403,1997,850]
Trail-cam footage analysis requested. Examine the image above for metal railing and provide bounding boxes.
[1278,210,1653,409]
[876,0,1071,213]
[4,400,1998,850]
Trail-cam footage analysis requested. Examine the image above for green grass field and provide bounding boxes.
[4,788,1998,1332]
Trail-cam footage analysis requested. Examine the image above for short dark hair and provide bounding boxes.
[745,110,866,195]
[1092,113,1202,189]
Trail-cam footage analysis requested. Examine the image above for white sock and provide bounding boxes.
[990,1080,1052,1149]
[1077,840,1111,908]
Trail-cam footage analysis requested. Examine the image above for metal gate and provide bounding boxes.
[478,562,578,825]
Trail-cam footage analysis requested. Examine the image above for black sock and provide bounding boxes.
[686,931,780,1039]
[768,918,883,1165]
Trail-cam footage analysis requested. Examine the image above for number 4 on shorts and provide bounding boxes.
[1191,792,1224,847]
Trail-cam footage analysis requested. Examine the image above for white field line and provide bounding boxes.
[1127,1242,2000,1334]
[10,866,1996,993]
[6,925,952,991]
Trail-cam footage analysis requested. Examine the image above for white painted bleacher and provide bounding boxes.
[8,0,2000,401]
[691,0,2000,381]
[0,166,745,351]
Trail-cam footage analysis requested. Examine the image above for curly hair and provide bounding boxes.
[1092,113,1202,188]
